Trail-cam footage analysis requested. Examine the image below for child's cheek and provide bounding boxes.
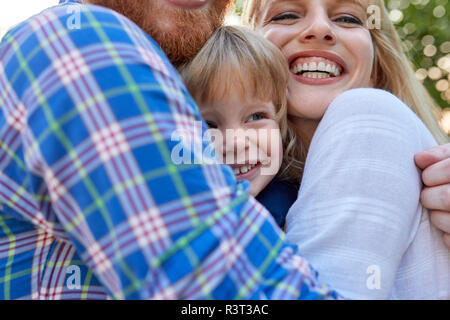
[278,134,283,167]
[262,125,283,177]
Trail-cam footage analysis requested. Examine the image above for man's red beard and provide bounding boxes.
[88,0,233,67]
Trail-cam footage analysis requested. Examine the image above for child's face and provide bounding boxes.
[258,0,374,120]
[200,91,283,197]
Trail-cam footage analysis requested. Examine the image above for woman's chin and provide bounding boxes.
[287,90,341,120]
[287,100,331,120]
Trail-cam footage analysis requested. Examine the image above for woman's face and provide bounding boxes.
[257,0,375,120]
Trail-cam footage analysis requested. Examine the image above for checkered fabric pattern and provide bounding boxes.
[0,0,342,300]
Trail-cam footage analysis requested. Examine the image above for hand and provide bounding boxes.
[414,143,450,249]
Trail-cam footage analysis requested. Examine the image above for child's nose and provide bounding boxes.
[222,129,258,164]
[223,135,247,153]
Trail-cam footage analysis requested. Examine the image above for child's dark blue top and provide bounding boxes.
[256,178,299,227]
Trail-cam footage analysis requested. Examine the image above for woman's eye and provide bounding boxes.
[247,113,265,122]
[335,15,363,25]
[270,12,300,22]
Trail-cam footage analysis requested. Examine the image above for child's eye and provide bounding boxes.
[247,113,265,122]
[270,12,301,22]
[205,121,218,129]
[335,15,363,26]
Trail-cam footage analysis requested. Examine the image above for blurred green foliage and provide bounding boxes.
[390,0,449,111]
[232,0,450,110]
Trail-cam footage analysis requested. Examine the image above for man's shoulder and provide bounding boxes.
[1,0,173,78]
[3,1,135,40]
[2,0,160,51]
[0,0,187,127]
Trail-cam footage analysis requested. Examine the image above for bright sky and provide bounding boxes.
[0,0,58,38]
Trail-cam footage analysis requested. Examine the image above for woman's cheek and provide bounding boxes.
[262,25,297,52]
[347,30,375,87]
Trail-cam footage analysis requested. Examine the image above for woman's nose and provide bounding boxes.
[299,11,336,45]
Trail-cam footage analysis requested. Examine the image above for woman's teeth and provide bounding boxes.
[301,72,332,79]
[233,163,258,175]
[290,61,341,78]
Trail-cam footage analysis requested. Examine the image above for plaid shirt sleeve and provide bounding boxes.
[0,0,342,300]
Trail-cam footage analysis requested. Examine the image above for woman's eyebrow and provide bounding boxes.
[335,0,365,10]
[267,0,364,11]
[266,0,304,8]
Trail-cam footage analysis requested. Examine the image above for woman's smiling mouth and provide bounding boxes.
[288,50,347,85]
[291,58,342,78]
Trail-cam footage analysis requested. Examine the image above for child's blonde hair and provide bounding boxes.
[181,25,302,180]
[242,0,449,145]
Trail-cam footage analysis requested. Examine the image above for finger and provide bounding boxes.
[414,151,441,170]
[414,143,450,170]
[430,210,450,234]
[444,233,450,250]
[420,185,450,211]
[421,158,450,187]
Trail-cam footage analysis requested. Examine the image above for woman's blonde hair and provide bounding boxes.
[181,25,302,180]
[243,0,449,146]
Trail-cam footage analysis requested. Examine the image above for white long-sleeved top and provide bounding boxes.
[286,89,450,299]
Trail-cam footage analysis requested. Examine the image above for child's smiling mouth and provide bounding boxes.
[230,162,262,180]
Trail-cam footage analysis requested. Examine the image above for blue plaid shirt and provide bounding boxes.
[0,0,341,299]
